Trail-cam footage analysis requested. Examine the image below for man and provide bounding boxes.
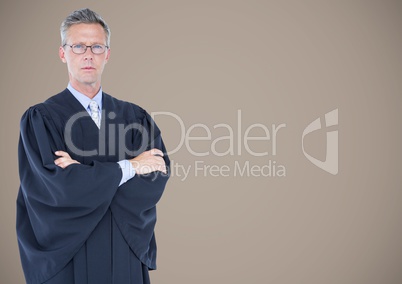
[17,8,169,284]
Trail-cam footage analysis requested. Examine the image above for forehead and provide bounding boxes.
[66,23,107,44]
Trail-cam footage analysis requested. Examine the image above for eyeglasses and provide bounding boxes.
[63,44,109,55]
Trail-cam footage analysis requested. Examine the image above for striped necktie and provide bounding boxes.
[89,100,100,128]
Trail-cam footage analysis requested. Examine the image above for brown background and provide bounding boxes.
[1,0,401,283]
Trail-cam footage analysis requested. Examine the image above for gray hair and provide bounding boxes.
[60,8,111,46]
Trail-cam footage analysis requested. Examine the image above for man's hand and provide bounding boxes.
[54,151,80,169]
[130,149,167,175]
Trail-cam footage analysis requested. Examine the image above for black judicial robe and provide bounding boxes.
[17,89,170,284]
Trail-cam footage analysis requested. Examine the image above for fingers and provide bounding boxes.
[55,151,71,158]
[54,157,77,169]
[151,149,166,173]
[152,156,167,174]
[54,158,79,169]
[54,150,79,169]
[130,149,167,175]
[150,148,164,157]
[133,157,166,174]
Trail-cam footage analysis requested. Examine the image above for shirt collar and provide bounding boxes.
[67,83,103,111]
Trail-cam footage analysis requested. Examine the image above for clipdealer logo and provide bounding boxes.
[151,108,339,179]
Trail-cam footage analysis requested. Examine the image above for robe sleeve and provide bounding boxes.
[110,108,170,269]
[17,105,123,284]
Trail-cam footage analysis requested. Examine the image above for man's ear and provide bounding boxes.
[105,48,111,63]
[59,46,67,63]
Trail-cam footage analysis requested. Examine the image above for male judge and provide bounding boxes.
[16,8,169,284]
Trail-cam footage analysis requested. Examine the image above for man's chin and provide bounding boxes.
[78,78,99,86]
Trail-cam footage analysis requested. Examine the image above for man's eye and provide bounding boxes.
[74,44,85,49]
[92,45,102,49]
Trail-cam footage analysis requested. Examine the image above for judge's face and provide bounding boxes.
[59,23,110,92]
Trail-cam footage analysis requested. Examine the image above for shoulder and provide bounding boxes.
[19,103,55,137]
[21,103,51,122]
[20,89,72,126]
[25,89,71,113]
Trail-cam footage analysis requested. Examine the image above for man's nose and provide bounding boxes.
[83,46,93,60]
